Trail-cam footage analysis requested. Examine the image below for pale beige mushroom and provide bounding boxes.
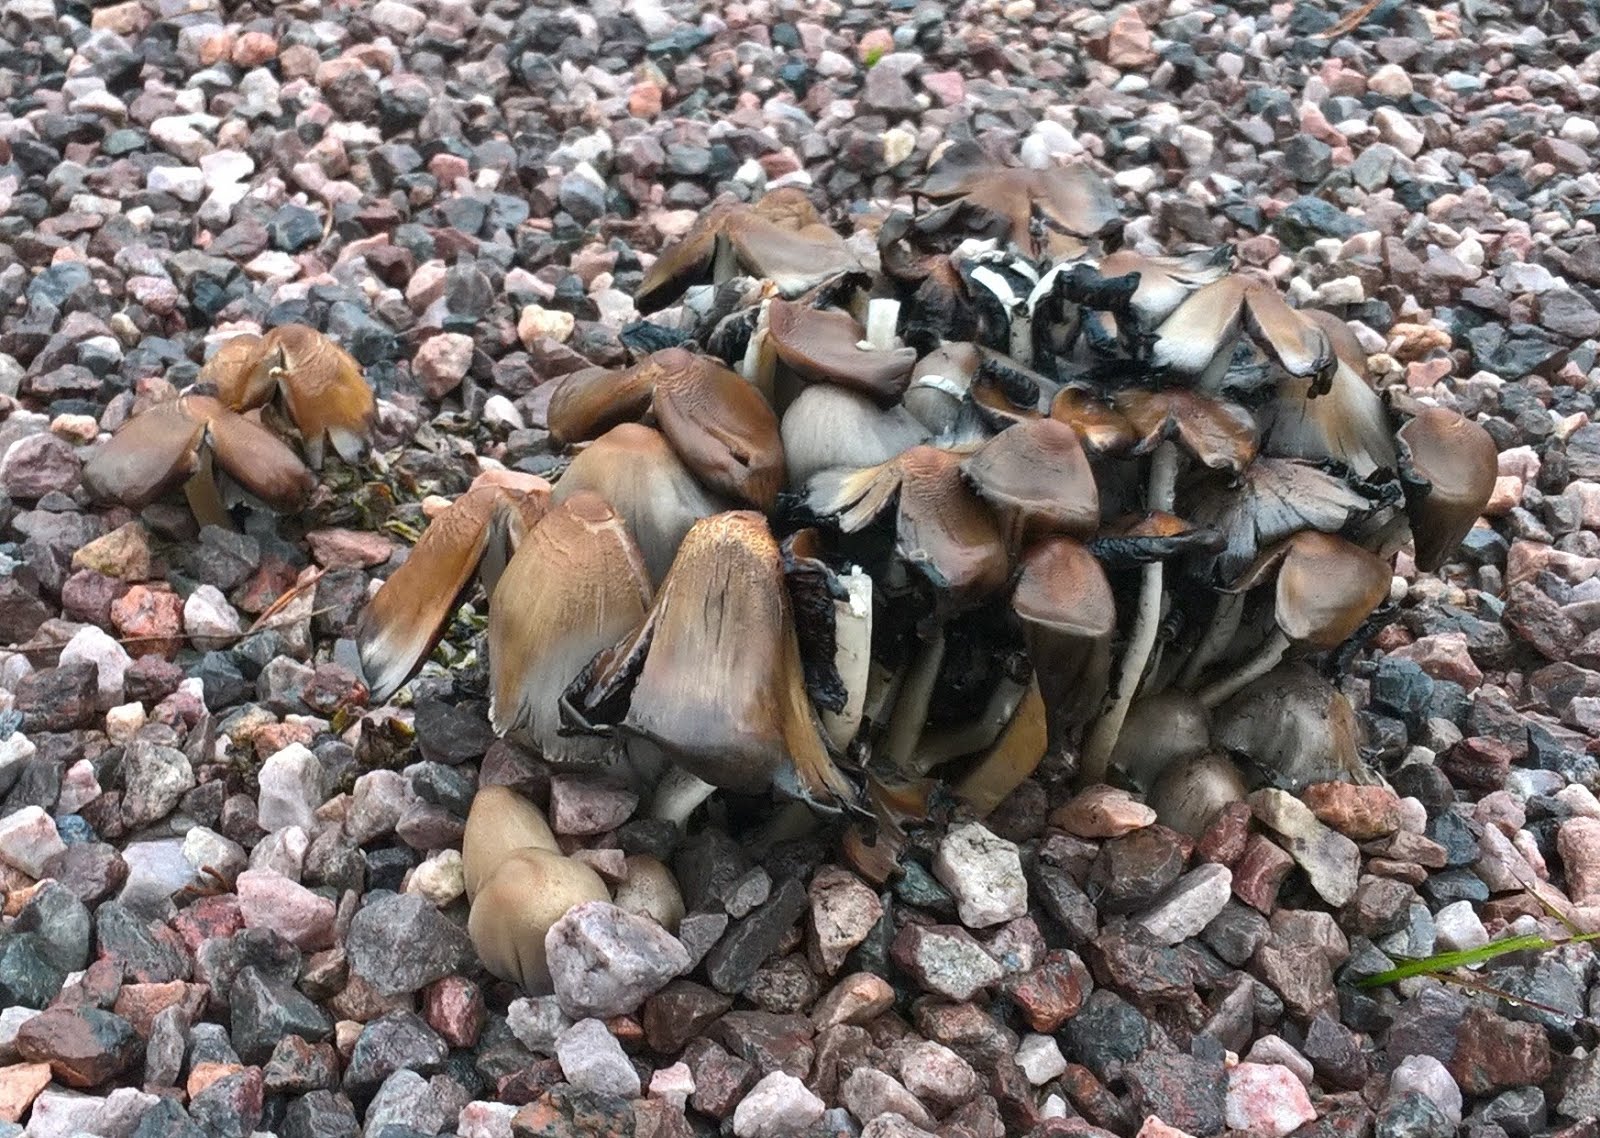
[468,848,609,992]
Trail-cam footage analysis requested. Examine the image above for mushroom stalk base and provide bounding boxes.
[1179,590,1246,690]
[650,765,719,828]
[1081,439,1180,785]
[1196,630,1291,709]
[863,298,901,352]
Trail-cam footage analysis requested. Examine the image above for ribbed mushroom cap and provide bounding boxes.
[468,848,609,992]
[1115,388,1259,475]
[1396,406,1498,573]
[552,423,728,586]
[648,347,785,509]
[1261,309,1397,477]
[1211,662,1368,791]
[767,299,917,404]
[488,491,653,767]
[1151,275,1334,384]
[461,786,560,902]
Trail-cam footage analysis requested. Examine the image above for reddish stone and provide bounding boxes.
[424,975,485,1049]
[1450,1006,1550,1094]
[0,1062,51,1124]
[109,586,185,659]
[1232,834,1295,913]
[1060,1063,1133,1134]
[171,895,245,952]
[682,1038,753,1119]
[306,528,395,569]
[113,981,208,1037]
[497,1058,564,1106]
[1196,801,1253,866]
[1301,784,1402,841]
[1440,737,1514,792]
[14,1008,140,1089]
[1001,950,1089,1033]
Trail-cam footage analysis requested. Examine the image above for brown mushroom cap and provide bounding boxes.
[1049,387,1138,456]
[461,786,560,902]
[767,299,917,404]
[611,854,686,933]
[211,324,375,467]
[1396,406,1498,573]
[198,333,269,407]
[552,423,729,586]
[546,360,658,447]
[1095,248,1231,328]
[1151,276,1333,382]
[468,848,609,992]
[1262,310,1397,477]
[960,418,1099,542]
[357,479,550,702]
[566,511,855,806]
[488,491,653,765]
[1116,388,1259,474]
[1106,690,1212,791]
[648,347,785,510]
[1233,530,1393,649]
[1148,752,1247,837]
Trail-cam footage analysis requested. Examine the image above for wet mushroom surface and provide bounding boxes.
[2,4,1592,1135]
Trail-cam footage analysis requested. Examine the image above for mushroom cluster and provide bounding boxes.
[80,324,376,526]
[357,144,1497,868]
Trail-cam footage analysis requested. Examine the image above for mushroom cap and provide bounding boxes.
[611,854,686,933]
[461,785,560,902]
[356,479,548,702]
[1049,387,1138,456]
[198,333,269,408]
[259,324,376,464]
[1150,276,1333,382]
[1148,752,1247,837]
[1211,662,1368,791]
[196,396,319,511]
[468,848,609,992]
[648,347,786,510]
[567,511,854,805]
[1116,388,1259,474]
[781,382,930,487]
[488,491,653,765]
[546,360,657,447]
[1095,247,1232,328]
[80,397,206,509]
[960,418,1099,541]
[1107,690,1212,792]
[1233,530,1393,649]
[552,423,729,586]
[1012,536,1115,640]
[767,299,917,403]
[1396,406,1498,573]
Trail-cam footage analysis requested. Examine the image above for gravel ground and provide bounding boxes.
[4,0,1600,1137]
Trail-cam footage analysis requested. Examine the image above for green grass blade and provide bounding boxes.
[1357,933,1556,987]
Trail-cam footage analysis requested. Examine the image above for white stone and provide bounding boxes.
[933,823,1027,929]
[457,1101,518,1138]
[733,1071,826,1138]
[57,624,131,711]
[1373,107,1424,157]
[649,1061,695,1110]
[257,743,324,831]
[1390,1054,1463,1127]
[407,849,465,907]
[183,584,242,650]
[555,1018,642,1099]
[147,165,206,202]
[104,702,146,745]
[0,805,65,877]
[1432,899,1489,953]
[1136,863,1233,945]
[182,825,247,884]
[1015,1033,1068,1085]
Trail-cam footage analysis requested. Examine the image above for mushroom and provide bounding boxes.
[551,423,729,587]
[356,475,550,702]
[959,417,1099,551]
[547,348,785,510]
[1147,751,1248,837]
[1105,690,1212,792]
[612,854,686,933]
[488,492,653,769]
[1049,386,1140,458]
[1149,275,1335,391]
[80,394,316,526]
[780,382,929,488]
[950,677,1048,818]
[1210,661,1372,790]
[202,324,376,467]
[1260,309,1397,476]
[468,848,610,992]
[765,298,918,407]
[1395,405,1498,573]
[461,785,560,902]
[1010,535,1115,735]
[1195,531,1393,708]
[562,511,858,812]
[1093,246,1233,330]
[635,188,863,313]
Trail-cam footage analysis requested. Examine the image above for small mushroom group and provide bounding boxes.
[80,324,376,527]
[357,149,1497,868]
[463,786,684,992]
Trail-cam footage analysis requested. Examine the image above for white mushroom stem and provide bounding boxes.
[881,627,946,777]
[650,765,719,828]
[741,298,774,398]
[861,297,901,352]
[1081,439,1180,785]
[712,235,739,284]
[1196,630,1291,709]
[821,566,874,752]
[1178,590,1247,690]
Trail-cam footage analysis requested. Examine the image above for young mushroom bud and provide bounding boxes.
[461,785,560,902]
[1148,752,1248,837]
[1210,661,1370,791]
[468,848,610,992]
[780,383,929,488]
[612,854,687,934]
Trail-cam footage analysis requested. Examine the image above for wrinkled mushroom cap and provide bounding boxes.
[648,347,786,509]
[1211,662,1368,791]
[1396,406,1498,573]
[468,848,609,992]
[767,299,917,404]
[611,854,686,933]
[1116,388,1259,474]
[461,786,560,902]
[1148,752,1247,837]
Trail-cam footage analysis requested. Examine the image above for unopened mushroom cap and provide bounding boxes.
[461,786,560,902]
[1148,752,1247,837]
[80,397,207,509]
[767,299,917,403]
[893,446,1012,606]
[1211,662,1368,790]
[611,854,686,933]
[781,383,929,487]
[1013,537,1115,640]
[1107,690,1212,792]
[256,324,376,465]
[1050,387,1138,456]
[468,848,609,992]
[197,333,268,408]
[546,360,657,447]
[1397,406,1498,573]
